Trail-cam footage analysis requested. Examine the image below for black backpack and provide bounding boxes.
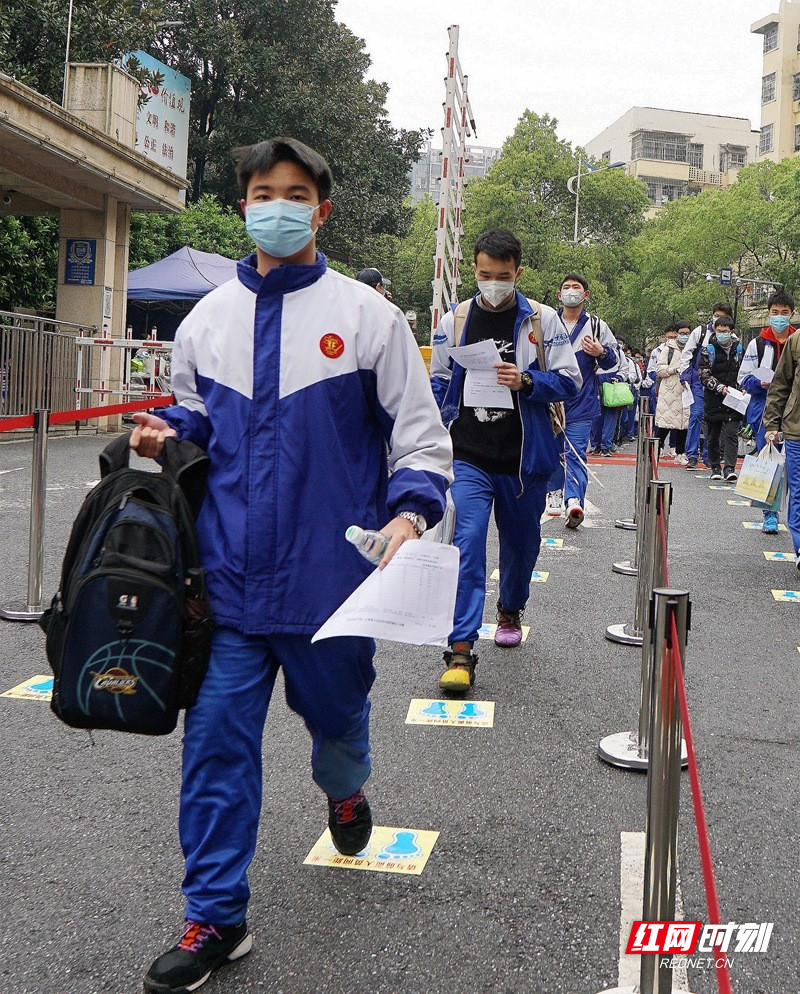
[40,433,213,736]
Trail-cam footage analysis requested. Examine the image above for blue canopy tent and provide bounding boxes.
[126,247,239,339]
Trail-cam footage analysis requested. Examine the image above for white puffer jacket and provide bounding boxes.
[655,340,690,430]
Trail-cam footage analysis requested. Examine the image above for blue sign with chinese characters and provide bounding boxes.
[64,239,96,286]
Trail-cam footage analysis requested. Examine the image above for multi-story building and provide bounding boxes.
[751,0,800,161]
[585,107,758,208]
[408,139,501,202]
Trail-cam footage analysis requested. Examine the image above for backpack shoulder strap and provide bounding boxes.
[452,300,472,345]
[589,313,600,340]
[526,299,546,370]
[755,336,767,367]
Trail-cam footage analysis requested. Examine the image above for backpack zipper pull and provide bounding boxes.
[119,490,133,510]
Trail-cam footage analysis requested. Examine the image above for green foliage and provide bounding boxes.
[0,217,58,311]
[147,0,425,262]
[129,195,251,268]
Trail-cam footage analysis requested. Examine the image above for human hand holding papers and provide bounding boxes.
[722,386,750,416]
[447,340,514,409]
[312,541,459,647]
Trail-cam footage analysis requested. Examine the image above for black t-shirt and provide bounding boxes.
[449,300,522,475]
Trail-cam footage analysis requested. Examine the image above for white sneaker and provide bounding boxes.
[674,453,689,466]
[546,490,564,516]
[662,447,675,459]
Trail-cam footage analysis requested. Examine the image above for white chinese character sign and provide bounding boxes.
[130,51,190,179]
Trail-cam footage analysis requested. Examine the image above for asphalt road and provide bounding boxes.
[0,432,797,994]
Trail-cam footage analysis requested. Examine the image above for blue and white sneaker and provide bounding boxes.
[762,512,779,534]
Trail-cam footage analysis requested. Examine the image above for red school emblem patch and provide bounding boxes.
[320,333,345,359]
[528,330,537,344]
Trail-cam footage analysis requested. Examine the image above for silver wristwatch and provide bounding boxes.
[398,511,427,536]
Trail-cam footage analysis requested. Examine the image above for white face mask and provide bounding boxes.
[477,280,516,307]
[560,288,585,308]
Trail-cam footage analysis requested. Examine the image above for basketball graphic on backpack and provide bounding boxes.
[75,639,176,725]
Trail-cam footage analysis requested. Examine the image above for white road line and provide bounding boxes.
[618,832,688,990]
[0,467,23,476]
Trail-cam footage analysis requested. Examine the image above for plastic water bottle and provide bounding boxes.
[345,525,388,565]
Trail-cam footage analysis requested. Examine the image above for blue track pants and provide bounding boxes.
[450,460,547,645]
[180,628,375,925]
[547,419,592,506]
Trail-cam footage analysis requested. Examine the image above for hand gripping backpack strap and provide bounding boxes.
[527,299,566,436]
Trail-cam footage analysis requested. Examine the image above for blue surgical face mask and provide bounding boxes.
[769,315,791,333]
[715,332,732,346]
[677,334,689,345]
[245,199,319,258]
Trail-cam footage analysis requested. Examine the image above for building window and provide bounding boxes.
[763,23,778,53]
[631,130,689,163]
[759,124,774,154]
[601,150,610,162]
[688,143,704,169]
[641,176,688,204]
[762,72,777,103]
[795,123,800,151]
[720,146,747,171]
[794,73,800,102]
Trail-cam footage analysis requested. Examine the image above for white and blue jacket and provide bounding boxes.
[160,253,453,636]
[558,309,620,422]
[430,293,582,483]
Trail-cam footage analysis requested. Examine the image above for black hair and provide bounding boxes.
[766,289,795,311]
[674,320,692,332]
[711,301,733,317]
[561,272,589,292]
[664,324,677,334]
[713,315,735,331]
[233,137,333,201]
[473,229,522,269]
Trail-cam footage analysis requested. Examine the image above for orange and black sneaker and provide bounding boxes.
[438,641,477,695]
[327,789,373,855]
[143,919,251,993]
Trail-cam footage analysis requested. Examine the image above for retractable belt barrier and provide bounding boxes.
[0,397,173,621]
[594,439,733,994]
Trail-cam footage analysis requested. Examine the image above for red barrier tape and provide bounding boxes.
[0,396,173,434]
[651,466,734,994]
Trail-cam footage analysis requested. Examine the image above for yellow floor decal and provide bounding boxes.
[489,569,548,582]
[478,623,530,641]
[541,537,564,549]
[1,676,53,701]
[764,552,795,561]
[771,590,800,602]
[709,484,733,490]
[726,499,750,506]
[744,521,787,531]
[305,826,439,875]
[406,698,495,727]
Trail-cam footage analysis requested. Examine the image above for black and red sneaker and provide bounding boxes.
[327,789,373,855]
[143,919,251,993]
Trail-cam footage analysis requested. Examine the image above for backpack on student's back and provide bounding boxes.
[40,433,213,736]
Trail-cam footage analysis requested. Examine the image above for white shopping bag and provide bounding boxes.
[734,443,785,504]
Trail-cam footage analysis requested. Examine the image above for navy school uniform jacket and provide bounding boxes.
[159,252,454,636]
[430,292,582,484]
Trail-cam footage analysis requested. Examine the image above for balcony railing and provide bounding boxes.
[688,167,722,186]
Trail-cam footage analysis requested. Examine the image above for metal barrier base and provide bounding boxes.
[0,602,44,622]
[605,622,643,646]
[612,560,638,576]
[594,987,694,994]
[615,517,637,530]
[597,731,689,770]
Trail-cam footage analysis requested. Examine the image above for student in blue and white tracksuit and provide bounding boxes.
[544,274,619,528]
[131,138,453,994]
[430,230,580,695]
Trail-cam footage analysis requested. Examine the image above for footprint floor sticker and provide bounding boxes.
[1,676,53,701]
[406,698,495,727]
[304,826,439,875]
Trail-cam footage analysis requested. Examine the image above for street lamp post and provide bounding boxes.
[568,160,626,242]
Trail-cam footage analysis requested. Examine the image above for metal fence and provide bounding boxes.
[0,311,92,419]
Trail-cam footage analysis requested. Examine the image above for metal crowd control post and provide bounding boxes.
[0,408,49,621]
[600,479,687,771]
[605,440,660,647]
[613,412,656,574]
[640,589,693,994]
[615,398,653,531]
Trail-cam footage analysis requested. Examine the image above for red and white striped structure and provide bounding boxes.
[430,24,476,338]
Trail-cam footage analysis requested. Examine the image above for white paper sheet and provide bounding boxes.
[751,365,774,384]
[722,386,750,415]
[446,340,513,409]
[463,369,514,408]
[312,541,460,647]
[682,386,694,409]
